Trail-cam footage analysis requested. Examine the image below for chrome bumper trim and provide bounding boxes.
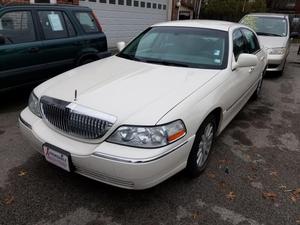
[92,140,189,164]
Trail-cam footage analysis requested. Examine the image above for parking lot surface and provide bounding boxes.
[0,45,299,225]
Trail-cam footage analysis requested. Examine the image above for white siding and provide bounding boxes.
[79,0,168,48]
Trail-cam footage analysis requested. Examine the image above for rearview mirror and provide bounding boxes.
[117,41,126,52]
[232,53,258,70]
[0,35,5,45]
[290,32,300,39]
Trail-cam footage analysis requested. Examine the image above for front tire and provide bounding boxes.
[186,115,217,177]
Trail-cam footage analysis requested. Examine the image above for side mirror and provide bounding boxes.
[116,41,126,52]
[232,53,258,70]
[290,32,300,39]
[0,35,5,45]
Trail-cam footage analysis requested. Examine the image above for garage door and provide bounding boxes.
[79,0,169,48]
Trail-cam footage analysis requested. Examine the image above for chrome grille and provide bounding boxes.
[40,96,114,140]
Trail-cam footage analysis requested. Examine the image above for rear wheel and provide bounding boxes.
[186,115,217,177]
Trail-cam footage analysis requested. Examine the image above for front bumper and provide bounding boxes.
[19,107,194,190]
[267,54,287,72]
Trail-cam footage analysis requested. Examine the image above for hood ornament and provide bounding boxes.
[74,89,77,101]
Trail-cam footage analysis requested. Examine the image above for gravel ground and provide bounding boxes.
[0,45,299,225]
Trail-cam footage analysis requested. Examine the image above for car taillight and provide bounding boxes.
[92,11,103,32]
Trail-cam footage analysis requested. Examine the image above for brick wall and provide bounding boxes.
[0,0,29,4]
[296,0,300,13]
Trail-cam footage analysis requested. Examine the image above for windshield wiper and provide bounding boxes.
[118,53,143,62]
[142,59,190,68]
[256,32,282,37]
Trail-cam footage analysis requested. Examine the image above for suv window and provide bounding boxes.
[241,28,260,54]
[75,12,99,33]
[0,11,36,44]
[38,11,68,40]
[63,13,76,37]
[233,29,248,61]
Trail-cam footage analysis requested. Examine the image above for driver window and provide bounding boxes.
[0,11,36,45]
[241,28,260,54]
[233,29,248,61]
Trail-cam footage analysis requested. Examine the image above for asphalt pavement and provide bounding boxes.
[0,45,299,225]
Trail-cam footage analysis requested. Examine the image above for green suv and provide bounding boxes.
[0,4,110,91]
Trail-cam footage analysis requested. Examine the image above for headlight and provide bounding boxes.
[28,92,41,118]
[107,120,186,148]
[268,47,286,55]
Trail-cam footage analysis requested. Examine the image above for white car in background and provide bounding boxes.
[240,13,294,74]
[20,20,267,190]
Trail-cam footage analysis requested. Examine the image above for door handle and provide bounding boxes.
[249,66,255,73]
[261,56,265,61]
[28,47,40,53]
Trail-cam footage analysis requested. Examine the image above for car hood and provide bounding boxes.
[35,56,220,125]
[258,36,288,49]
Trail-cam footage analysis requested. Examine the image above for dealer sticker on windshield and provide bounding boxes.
[43,144,71,172]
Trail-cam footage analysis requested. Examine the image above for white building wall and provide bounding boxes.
[80,0,169,48]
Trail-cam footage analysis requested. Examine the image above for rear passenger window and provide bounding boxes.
[241,28,260,54]
[0,11,36,44]
[233,29,248,61]
[75,12,99,33]
[38,11,68,40]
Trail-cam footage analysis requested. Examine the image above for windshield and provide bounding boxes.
[240,16,288,37]
[117,26,229,70]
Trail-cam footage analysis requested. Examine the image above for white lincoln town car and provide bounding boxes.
[20,20,267,189]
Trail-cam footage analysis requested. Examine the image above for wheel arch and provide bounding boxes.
[76,52,99,66]
[199,107,223,136]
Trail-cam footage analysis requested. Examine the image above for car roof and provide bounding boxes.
[152,20,238,31]
[0,3,90,10]
[244,13,288,18]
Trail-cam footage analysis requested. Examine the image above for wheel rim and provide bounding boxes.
[196,123,214,167]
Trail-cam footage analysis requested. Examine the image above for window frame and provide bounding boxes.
[0,9,37,45]
[240,28,261,55]
[73,10,100,34]
[232,28,248,61]
[37,10,71,40]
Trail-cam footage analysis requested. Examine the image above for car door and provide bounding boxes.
[220,28,256,125]
[36,9,81,70]
[0,9,43,90]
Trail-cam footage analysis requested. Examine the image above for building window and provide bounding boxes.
[153,3,156,8]
[89,0,96,2]
[109,0,116,3]
[126,0,132,6]
[100,0,106,3]
[158,3,161,9]
[147,2,151,8]
[163,4,166,10]
[140,1,145,7]
[118,0,124,5]
[134,0,138,7]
